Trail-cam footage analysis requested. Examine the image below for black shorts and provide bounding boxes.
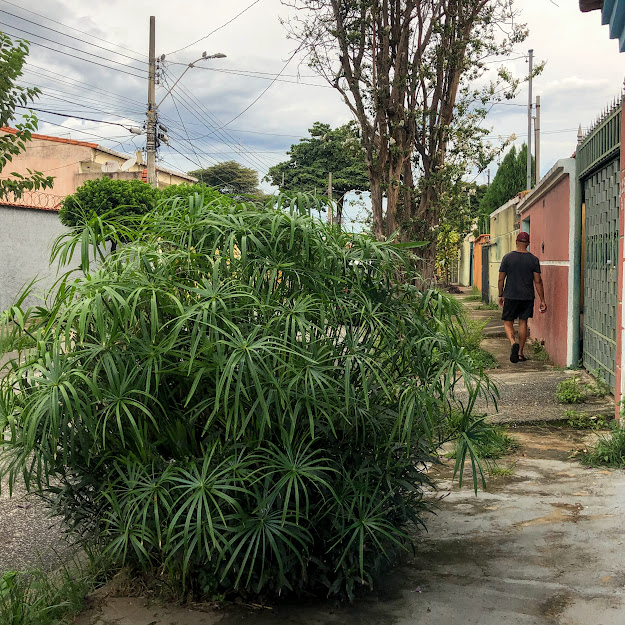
[502,299,534,321]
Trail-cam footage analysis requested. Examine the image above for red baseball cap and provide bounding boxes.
[516,232,530,242]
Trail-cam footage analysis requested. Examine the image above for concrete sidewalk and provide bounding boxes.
[74,292,625,625]
[457,292,615,423]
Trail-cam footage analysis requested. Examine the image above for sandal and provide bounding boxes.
[518,355,528,362]
[510,343,520,363]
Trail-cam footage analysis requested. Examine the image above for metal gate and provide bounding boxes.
[579,104,621,389]
[481,244,489,303]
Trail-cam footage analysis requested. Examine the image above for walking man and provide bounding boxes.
[498,231,547,363]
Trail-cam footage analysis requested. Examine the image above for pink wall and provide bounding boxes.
[520,174,571,367]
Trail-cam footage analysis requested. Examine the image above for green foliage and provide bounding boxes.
[555,371,610,404]
[562,410,609,430]
[0,193,496,602]
[555,376,587,404]
[266,122,369,207]
[478,145,534,222]
[579,422,625,468]
[0,558,101,625]
[188,160,261,197]
[0,33,54,200]
[445,412,517,485]
[586,369,611,398]
[476,302,499,311]
[59,177,159,228]
[435,225,461,285]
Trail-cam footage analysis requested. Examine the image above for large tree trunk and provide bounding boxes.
[370,176,384,240]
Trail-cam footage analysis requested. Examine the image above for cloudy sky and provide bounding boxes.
[4,0,625,198]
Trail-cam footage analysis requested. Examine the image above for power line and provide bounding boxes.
[0,24,146,79]
[15,105,139,130]
[0,7,146,64]
[162,69,275,173]
[0,0,146,58]
[166,0,263,57]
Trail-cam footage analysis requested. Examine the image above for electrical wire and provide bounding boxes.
[0,0,146,58]
[166,0,263,57]
[0,25,146,79]
[0,7,146,64]
[14,105,139,130]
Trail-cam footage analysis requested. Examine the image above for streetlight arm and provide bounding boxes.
[156,53,226,108]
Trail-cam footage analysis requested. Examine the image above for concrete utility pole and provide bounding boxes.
[146,16,157,188]
[526,49,533,191]
[534,95,541,185]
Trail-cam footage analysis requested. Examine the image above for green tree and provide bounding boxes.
[1,193,494,601]
[59,177,159,228]
[0,33,54,200]
[478,144,534,225]
[266,122,369,225]
[188,160,260,197]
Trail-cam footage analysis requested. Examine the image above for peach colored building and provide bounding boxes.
[0,127,196,196]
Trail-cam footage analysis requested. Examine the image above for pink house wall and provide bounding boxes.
[519,172,572,368]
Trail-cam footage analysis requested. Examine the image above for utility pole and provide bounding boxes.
[526,48,533,191]
[146,16,157,188]
[534,95,541,185]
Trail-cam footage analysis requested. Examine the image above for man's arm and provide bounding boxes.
[534,272,547,312]
[498,271,506,307]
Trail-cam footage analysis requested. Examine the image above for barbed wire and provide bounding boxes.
[2,189,65,209]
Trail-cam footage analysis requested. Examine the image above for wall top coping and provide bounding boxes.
[518,158,575,215]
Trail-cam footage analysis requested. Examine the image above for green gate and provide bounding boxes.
[578,104,621,389]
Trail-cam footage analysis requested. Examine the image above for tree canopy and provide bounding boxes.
[478,144,534,220]
[0,33,54,200]
[266,122,369,224]
[188,160,260,197]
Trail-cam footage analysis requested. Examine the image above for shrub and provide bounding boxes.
[59,177,159,228]
[0,194,495,601]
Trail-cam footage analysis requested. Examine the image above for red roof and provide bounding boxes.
[0,126,98,149]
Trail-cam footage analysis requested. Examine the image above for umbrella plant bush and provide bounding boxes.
[0,192,494,600]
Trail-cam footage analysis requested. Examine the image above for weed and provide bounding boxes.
[563,410,610,430]
[456,319,498,369]
[586,369,611,398]
[476,302,499,310]
[488,464,515,477]
[0,556,103,625]
[579,422,625,468]
[555,376,587,404]
[530,340,550,363]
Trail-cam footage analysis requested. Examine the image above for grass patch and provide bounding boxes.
[0,555,106,625]
[578,423,625,468]
[476,301,499,310]
[562,410,610,430]
[487,464,515,477]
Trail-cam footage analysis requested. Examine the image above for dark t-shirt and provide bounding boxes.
[499,251,541,300]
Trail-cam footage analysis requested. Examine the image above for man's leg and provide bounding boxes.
[518,319,528,356]
[504,320,516,345]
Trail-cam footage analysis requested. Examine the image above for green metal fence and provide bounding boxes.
[578,103,621,389]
